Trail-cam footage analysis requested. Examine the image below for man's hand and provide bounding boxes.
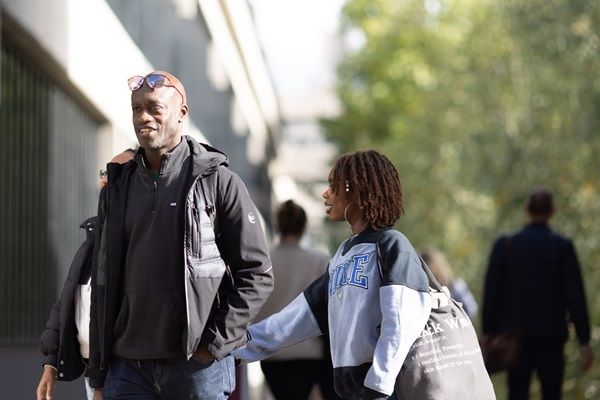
[92,388,103,400]
[580,343,594,371]
[193,344,216,363]
[36,366,56,400]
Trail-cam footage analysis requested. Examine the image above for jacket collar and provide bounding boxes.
[134,138,190,176]
[106,135,229,183]
[524,222,551,231]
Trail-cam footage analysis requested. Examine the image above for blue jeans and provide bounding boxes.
[103,356,235,400]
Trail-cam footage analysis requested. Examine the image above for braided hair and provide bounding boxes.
[330,150,404,229]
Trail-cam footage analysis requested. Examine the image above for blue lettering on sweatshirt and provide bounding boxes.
[329,253,371,296]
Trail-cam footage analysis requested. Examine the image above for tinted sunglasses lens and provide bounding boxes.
[128,76,144,90]
[145,74,167,89]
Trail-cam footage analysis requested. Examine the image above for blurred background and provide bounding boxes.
[1,0,599,398]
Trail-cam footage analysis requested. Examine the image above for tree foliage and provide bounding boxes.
[322,0,600,396]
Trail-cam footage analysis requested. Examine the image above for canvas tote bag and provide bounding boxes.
[377,247,496,399]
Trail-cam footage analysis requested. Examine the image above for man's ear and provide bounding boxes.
[179,104,188,120]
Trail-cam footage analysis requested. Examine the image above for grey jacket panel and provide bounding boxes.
[195,165,274,359]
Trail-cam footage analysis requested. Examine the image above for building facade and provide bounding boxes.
[0,0,279,397]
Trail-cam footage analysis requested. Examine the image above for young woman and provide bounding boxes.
[234,150,432,399]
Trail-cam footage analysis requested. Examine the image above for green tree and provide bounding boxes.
[323,0,600,397]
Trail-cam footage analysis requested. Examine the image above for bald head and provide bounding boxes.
[148,70,187,105]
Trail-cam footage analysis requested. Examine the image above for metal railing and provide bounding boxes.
[0,37,101,345]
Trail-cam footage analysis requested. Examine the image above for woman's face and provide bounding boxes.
[322,171,351,222]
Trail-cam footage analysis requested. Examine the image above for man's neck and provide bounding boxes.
[529,215,550,225]
[280,235,302,245]
[143,137,183,172]
[143,151,163,173]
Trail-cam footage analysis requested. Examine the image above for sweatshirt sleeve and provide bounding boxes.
[232,292,323,362]
[202,167,274,359]
[364,285,431,395]
[363,230,431,395]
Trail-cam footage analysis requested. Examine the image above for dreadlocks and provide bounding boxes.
[330,150,404,229]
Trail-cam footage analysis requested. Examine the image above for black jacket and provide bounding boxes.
[88,137,273,388]
[39,217,97,381]
[482,223,590,344]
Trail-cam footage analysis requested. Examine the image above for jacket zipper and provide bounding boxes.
[183,175,201,357]
[151,180,158,214]
[100,184,110,371]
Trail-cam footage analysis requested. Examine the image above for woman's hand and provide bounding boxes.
[36,366,57,400]
[92,388,103,400]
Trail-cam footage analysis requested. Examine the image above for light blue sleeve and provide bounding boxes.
[364,285,432,395]
[232,293,322,362]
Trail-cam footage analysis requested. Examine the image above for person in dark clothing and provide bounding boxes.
[88,71,273,400]
[482,187,594,400]
[36,150,134,400]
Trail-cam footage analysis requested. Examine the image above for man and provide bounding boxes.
[482,188,593,400]
[88,71,273,399]
[36,149,135,400]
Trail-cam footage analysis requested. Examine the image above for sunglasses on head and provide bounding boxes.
[127,73,185,103]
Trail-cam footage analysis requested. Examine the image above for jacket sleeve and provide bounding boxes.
[88,188,107,388]
[563,239,591,344]
[202,168,274,359]
[40,230,94,369]
[39,299,60,367]
[482,236,507,334]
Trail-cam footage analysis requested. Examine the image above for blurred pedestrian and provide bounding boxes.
[420,247,478,320]
[36,149,134,400]
[87,71,273,400]
[256,199,340,400]
[482,187,593,400]
[234,150,432,399]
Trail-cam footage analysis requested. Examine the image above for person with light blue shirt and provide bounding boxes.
[234,150,432,399]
